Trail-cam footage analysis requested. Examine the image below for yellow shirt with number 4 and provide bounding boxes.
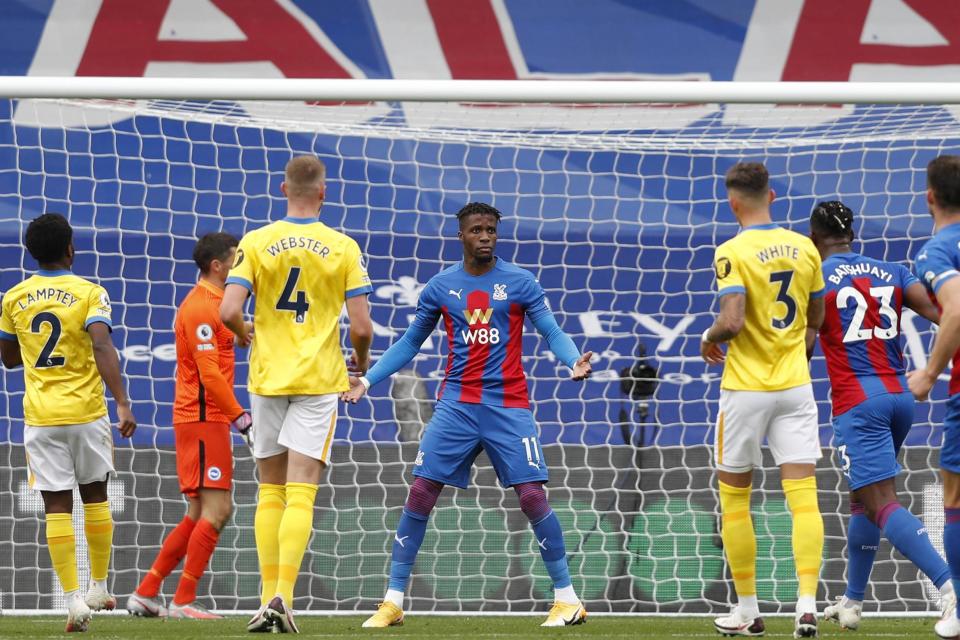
[226,217,372,396]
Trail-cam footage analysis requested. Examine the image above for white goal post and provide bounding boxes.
[0,77,955,616]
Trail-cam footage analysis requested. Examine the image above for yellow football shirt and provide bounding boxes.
[0,270,112,426]
[226,217,373,396]
[713,224,825,391]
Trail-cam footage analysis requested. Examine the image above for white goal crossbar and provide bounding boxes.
[2,77,960,104]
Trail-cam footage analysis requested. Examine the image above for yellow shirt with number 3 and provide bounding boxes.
[226,217,372,396]
[713,224,825,391]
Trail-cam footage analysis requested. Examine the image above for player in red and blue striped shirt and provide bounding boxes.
[810,201,949,631]
[343,202,593,628]
[908,156,960,639]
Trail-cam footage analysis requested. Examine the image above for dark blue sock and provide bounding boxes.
[883,506,949,588]
[845,505,880,601]
[532,510,571,589]
[944,508,960,596]
[387,509,429,592]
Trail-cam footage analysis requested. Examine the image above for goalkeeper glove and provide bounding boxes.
[230,411,253,444]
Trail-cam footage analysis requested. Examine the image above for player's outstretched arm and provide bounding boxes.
[805,294,825,361]
[345,294,373,374]
[220,283,252,347]
[341,320,434,404]
[701,292,745,365]
[343,283,440,404]
[909,276,960,401]
[89,322,136,438]
[0,338,22,368]
[528,311,590,380]
[905,281,941,324]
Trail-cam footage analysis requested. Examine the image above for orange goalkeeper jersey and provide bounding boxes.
[173,279,243,425]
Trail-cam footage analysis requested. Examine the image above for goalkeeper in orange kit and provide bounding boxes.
[127,232,252,619]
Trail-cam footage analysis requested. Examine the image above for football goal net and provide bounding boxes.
[0,78,954,615]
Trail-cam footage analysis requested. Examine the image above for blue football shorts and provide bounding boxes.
[412,399,550,489]
[832,391,914,490]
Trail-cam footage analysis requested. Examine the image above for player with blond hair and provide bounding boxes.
[221,155,373,633]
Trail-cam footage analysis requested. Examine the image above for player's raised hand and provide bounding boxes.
[347,351,369,376]
[907,368,937,401]
[700,338,725,365]
[116,402,137,438]
[571,351,593,381]
[341,376,368,403]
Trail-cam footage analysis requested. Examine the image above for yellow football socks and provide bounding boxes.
[83,501,113,582]
[275,482,318,605]
[255,483,287,605]
[718,481,756,598]
[46,513,79,594]
[783,476,823,598]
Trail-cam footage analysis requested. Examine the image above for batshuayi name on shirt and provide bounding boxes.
[827,262,896,285]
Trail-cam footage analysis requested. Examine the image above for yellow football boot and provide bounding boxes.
[362,601,404,628]
[541,601,587,627]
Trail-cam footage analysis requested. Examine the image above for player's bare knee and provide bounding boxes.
[186,496,203,522]
[41,489,73,514]
[200,489,233,529]
[779,462,816,482]
[78,480,108,504]
[943,470,960,508]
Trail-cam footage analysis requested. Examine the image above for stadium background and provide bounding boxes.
[0,0,958,614]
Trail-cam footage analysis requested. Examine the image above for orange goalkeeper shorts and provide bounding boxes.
[174,421,233,496]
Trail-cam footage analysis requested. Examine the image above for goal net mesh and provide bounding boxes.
[0,96,951,614]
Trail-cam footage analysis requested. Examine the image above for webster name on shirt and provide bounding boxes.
[266,236,330,258]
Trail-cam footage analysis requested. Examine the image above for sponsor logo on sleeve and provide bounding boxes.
[196,323,214,341]
[715,257,732,280]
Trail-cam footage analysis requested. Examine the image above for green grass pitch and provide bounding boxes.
[0,615,942,639]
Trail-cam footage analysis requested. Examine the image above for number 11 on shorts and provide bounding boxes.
[521,436,542,469]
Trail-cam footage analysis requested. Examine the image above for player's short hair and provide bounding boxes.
[193,232,239,274]
[810,200,855,240]
[456,202,502,225]
[284,155,326,198]
[25,213,73,265]
[927,155,960,211]
[725,162,769,199]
